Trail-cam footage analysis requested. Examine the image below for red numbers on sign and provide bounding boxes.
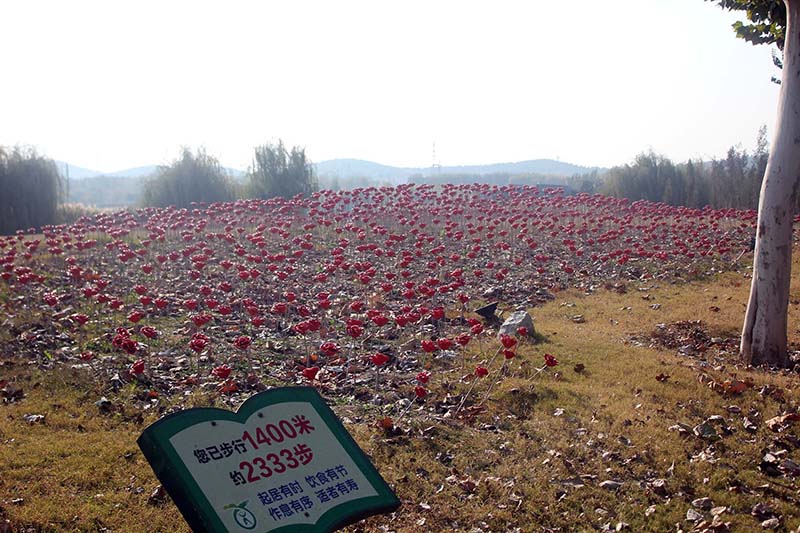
[237,445,310,484]
[266,424,284,443]
[239,461,259,483]
[241,430,257,450]
[266,453,286,474]
[253,457,272,479]
[241,415,315,451]
[279,420,297,439]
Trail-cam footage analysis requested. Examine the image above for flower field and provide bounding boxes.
[5,185,800,531]
[1,185,755,402]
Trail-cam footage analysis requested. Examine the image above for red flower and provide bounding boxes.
[189,332,209,353]
[302,366,320,380]
[140,326,158,339]
[320,342,340,357]
[517,326,529,337]
[503,349,516,360]
[234,335,252,350]
[437,338,454,350]
[130,359,145,375]
[456,333,472,346]
[121,338,138,355]
[414,386,428,399]
[218,281,233,292]
[127,310,145,323]
[416,371,430,384]
[191,313,212,327]
[212,365,232,379]
[370,353,390,366]
[470,323,484,335]
[271,302,288,315]
[500,334,517,349]
[475,366,489,377]
[544,353,559,367]
[70,313,89,326]
[421,339,437,353]
[346,324,364,338]
[371,314,389,327]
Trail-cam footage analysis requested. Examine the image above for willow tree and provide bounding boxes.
[708,0,796,367]
[247,141,317,199]
[0,146,62,234]
[142,148,234,208]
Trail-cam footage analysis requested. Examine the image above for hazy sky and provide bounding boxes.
[0,0,781,172]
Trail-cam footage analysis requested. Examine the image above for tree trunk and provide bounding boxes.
[741,0,800,367]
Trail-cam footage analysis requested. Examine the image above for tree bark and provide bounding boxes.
[741,0,800,367]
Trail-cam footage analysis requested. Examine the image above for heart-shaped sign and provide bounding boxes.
[138,387,399,532]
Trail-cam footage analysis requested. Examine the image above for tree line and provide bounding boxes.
[0,141,317,234]
[142,142,317,209]
[573,126,769,210]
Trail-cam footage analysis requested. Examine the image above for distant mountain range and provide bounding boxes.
[315,158,600,181]
[56,162,245,180]
[59,157,603,207]
[57,158,600,182]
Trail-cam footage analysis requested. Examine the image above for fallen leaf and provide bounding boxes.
[376,417,394,430]
[722,380,748,395]
[692,497,713,510]
[147,485,167,506]
[686,508,704,522]
[766,413,800,432]
[22,414,45,424]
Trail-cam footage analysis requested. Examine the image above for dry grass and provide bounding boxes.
[3,259,800,531]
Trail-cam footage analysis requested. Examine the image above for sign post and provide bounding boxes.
[138,387,400,532]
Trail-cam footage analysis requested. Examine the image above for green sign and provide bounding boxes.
[138,387,400,532]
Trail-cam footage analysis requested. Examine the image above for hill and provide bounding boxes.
[57,163,245,181]
[314,158,601,183]
[55,161,102,180]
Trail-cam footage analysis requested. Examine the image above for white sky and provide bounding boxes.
[0,0,781,172]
